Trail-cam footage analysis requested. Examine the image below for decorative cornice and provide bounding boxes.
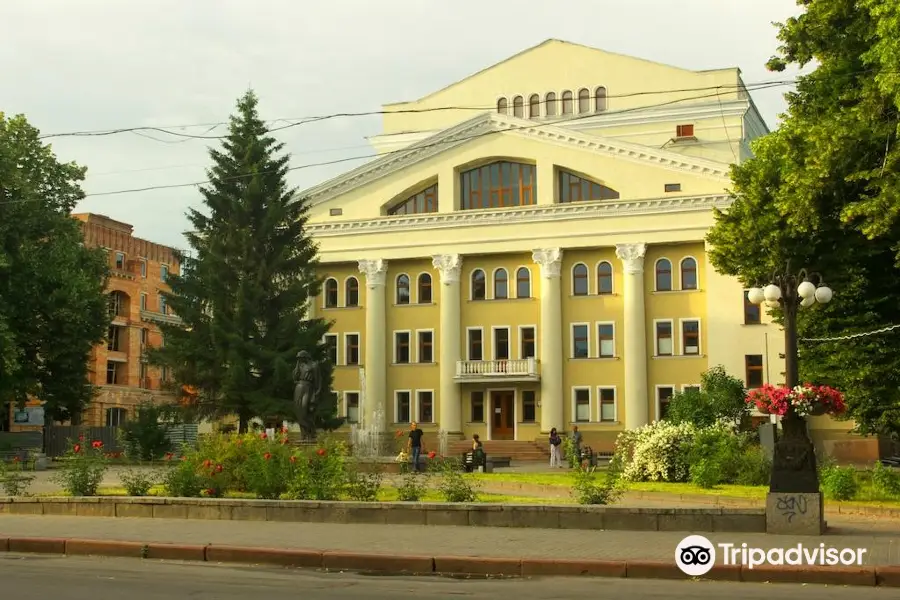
[615,243,648,275]
[358,259,388,288]
[532,248,564,279]
[307,194,732,237]
[431,254,463,285]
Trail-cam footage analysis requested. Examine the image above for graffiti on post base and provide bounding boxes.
[776,494,809,523]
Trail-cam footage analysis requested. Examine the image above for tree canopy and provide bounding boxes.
[707,0,900,437]
[0,113,110,425]
[150,91,341,433]
[665,366,749,430]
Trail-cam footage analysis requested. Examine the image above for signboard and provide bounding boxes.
[13,406,45,426]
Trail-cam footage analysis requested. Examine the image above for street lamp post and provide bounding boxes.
[746,263,833,494]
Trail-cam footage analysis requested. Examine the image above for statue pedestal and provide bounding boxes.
[766,492,825,535]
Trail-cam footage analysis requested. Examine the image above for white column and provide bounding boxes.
[615,243,649,429]
[358,259,388,429]
[432,254,463,434]
[532,248,564,433]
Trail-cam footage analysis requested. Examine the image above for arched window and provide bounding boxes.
[497,98,508,114]
[396,274,410,304]
[545,92,557,116]
[558,169,620,202]
[418,273,432,303]
[572,263,588,296]
[108,290,130,318]
[512,96,524,118]
[471,269,486,300]
[387,184,438,215]
[528,94,541,118]
[595,86,608,112]
[597,262,613,295]
[516,267,531,298]
[493,268,508,299]
[680,258,698,290]
[345,277,359,307]
[655,259,672,291]
[561,91,574,115]
[578,88,591,113]
[459,161,537,209]
[324,278,338,308]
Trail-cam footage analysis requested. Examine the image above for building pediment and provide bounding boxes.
[302,112,730,208]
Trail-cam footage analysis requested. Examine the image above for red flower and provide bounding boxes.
[235,439,243,446]
[395,429,404,438]
[164,453,174,461]
[281,426,289,434]
[12,456,20,463]
[205,488,216,496]
[281,437,289,445]
[263,452,272,461]
[215,464,223,473]
[73,444,81,454]
[91,440,103,449]
[427,451,436,459]
[203,459,212,468]
[78,434,85,442]
[316,448,326,457]
[289,455,297,463]
[260,432,268,440]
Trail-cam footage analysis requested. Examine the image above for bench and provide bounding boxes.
[879,456,900,467]
[461,452,511,472]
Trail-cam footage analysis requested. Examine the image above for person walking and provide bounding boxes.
[407,422,425,472]
[549,427,562,468]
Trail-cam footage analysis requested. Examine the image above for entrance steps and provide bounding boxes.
[448,439,549,462]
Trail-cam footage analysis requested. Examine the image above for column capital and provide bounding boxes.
[358,259,388,288]
[532,248,564,278]
[615,243,647,275]
[431,254,463,285]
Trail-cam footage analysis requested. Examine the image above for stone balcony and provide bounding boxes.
[454,358,540,383]
[140,309,183,326]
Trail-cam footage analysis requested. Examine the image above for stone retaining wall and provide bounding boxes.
[0,496,766,532]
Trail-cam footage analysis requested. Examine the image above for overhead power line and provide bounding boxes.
[799,324,900,342]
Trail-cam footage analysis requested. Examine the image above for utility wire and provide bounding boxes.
[799,324,900,343]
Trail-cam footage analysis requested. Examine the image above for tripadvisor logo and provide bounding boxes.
[675,535,868,576]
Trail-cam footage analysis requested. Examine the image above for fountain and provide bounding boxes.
[351,406,385,460]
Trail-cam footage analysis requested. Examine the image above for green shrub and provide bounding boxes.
[119,468,158,496]
[286,440,347,501]
[820,465,859,501]
[240,443,295,500]
[690,459,723,489]
[869,462,900,498]
[119,402,172,461]
[687,426,741,488]
[344,462,384,502]
[0,460,34,496]
[396,470,428,501]
[161,457,205,498]
[615,421,696,482]
[733,446,771,486]
[571,457,624,504]
[431,456,479,503]
[52,438,109,496]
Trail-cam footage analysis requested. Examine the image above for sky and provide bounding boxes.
[2,0,805,250]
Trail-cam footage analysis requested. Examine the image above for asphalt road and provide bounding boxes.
[0,553,888,600]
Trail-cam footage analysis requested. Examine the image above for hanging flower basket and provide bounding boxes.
[746,383,846,418]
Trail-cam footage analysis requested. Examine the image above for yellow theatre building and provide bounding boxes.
[299,39,862,458]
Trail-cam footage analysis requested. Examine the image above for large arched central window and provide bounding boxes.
[558,169,620,203]
[388,184,438,215]
[460,161,537,210]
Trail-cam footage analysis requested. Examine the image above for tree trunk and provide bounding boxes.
[238,414,249,434]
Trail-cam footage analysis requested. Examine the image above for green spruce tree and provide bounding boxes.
[150,91,341,433]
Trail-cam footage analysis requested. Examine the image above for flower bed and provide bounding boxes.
[746,383,846,417]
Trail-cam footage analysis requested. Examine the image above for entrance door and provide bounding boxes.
[491,391,515,440]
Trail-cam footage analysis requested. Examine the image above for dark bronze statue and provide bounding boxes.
[292,350,321,439]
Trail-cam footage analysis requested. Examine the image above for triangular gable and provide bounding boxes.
[302,112,731,207]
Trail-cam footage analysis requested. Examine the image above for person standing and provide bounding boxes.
[549,427,562,468]
[407,422,425,472]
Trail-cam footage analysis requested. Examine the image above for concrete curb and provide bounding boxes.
[1,536,898,587]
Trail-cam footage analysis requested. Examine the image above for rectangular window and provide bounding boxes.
[655,321,673,356]
[395,332,410,364]
[664,183,682,193]
[161,264,169,282]
[345,334,360,365]
[683,385,701,394]
[396,391,411,423]
[417,330,433,363]
[681,320,700,355]
[676,124,694,138]
[493,327,510,360]
[140,328,148,348]
[140,260,147,278]
[597,323,615,357]
[115,252,125,270]
[745,355,764,388]
[324,334,338,365]
[417,391,434,423]
[159,295,167,314]
[574,388,591,422]
[657,386,675,420]
[520,326,536,359]
[744,290,761,324]
[106,361,119,385]
[572,324,589,358]
[471,391,485,422]
[599,387,616,422]
[522,390,536,422]
[346,392,360,424]
[468,328,483,361]
[329,208,343,216]
[140,293,147,311]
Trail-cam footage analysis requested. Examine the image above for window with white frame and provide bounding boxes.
[394,331,410,364]
[683,385,701,394]
[494,268,508,299]
[572,324,589,358]
[396,274,410,305]
[520,326,536,359]
[345,392,360,423]
[417,390,434,423]
[655,259,672,291]
[597,261,613,294]
[657,386,675,420]
[324,278,338,308]
[572,263,589,296]
[417,273,432,304]
[655,321,673,356]
[345,333,360,365]
[516,267,531,298]
[323,334,338,364]
[493,327,510,360]
[417,330,433,363]
[682,319,700,355]
[573,388,591,422]
[597,323,614,357]
[598,387,616,422]
[468,328,483,360]
[345,277,360,307]
[395,391,411,423]
[680,257,698,290]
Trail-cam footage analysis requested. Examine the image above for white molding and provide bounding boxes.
[532,247,564,279]
[517,324,538,360]
[653,318,674,356]
[571,262,590,296]
[466,326,484,361]
[415,389,435,424]
[309,195,731,237]
[615,242,647,275]
[415,328,435,364]
[597,386,617,422]
[343,275,360,307]
[432,254,463,285]
[679,255,699,291]
[393,329,412,364]
[490,325,512,360]
[595,260,615,294]
[595,321,616,358]
[357,259,388,288]
[654,384,676,421]
[679,317,702,356]
[415,271,433,304]
[303,112,730,206]
[394,389,412,424]
[492,267,510,300]
[654,257,673,291]
[571,386,592,423]
[570,322,590,359]
[514,265,532,298]
[343,390,361,424]
[343,332,360,366]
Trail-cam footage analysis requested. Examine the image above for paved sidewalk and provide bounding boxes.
[1,514,899,565]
